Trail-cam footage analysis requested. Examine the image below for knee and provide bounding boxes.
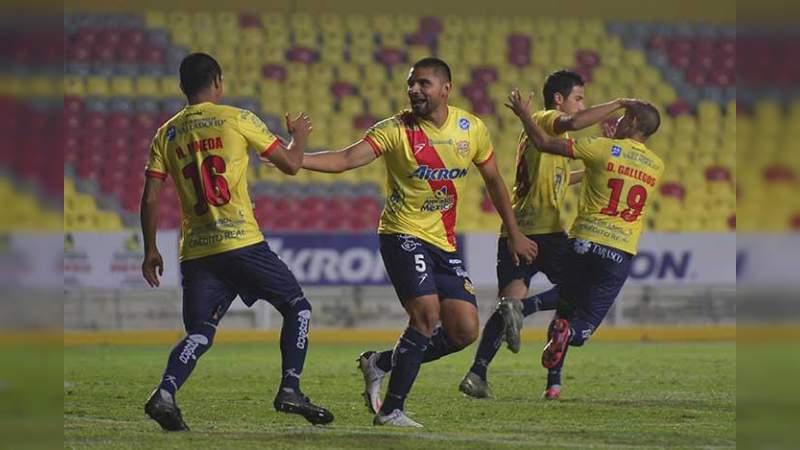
[277,296,312,317]
[449,325,479,349]
[409,310,439,336]
[182,321,217,354]
[569,327,593,347]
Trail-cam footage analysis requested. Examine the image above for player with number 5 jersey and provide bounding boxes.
[504,88,664,395]
[301,58,537,428]
[140,53,333,432]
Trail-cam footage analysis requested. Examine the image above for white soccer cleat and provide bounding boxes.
[357,351,386,414]
[373,409,423,428]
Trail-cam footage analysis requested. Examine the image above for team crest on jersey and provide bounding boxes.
[574,239,592,255]
[166,126,176,141]
[458,118,470,130]
[611,145,622,157]
[456,140,470,156]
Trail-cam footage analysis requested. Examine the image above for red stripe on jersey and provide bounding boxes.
[145,169,167,180]
[363,135,382,156]
[404,124,458,248]
[476,151,495,166]
[260,139,281,157]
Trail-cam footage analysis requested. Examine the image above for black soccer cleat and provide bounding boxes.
[273,388,334,425]
[144,388,190,432]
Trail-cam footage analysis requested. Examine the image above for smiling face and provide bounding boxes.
[407,66,451,117]
[556,85,586,115]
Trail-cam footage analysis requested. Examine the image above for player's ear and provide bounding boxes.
[553,92,564,107]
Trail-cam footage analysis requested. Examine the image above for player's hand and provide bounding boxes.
[285,112,312,138]
[504,89,534,118]
[601,119,617,138]
[508,232,538,266]
[142,249,164,288]
[618,98,647,109]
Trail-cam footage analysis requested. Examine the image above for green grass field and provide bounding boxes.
[64,341,735,449]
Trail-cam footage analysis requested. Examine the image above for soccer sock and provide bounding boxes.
[375,350,393,373]
[158,321,217,396]
[380,327,429,414]
[547,347,568,388]
[521,287,561,317]
[274,296,313,392]
[421,325,460,363]
[469,310,505,380]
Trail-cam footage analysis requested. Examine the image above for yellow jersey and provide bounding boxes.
[364,106,494,252]
[567,137,664,254]
[145,102,280,261]
[504,109,572,236]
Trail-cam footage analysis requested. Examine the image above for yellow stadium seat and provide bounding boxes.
[110,77,134,96]
[64,76,85,96]
[85,76,110,96]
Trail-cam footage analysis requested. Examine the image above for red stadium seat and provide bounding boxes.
[331,81,356,98]
[660,182,686,200]
[239,12,262,28]
[377,47,407,66]
[262,64,287,82]
[353,113,378,130]
[705,166,731,182]
[763,165,795,183]
[288,46,317,64]
[472,66,498,85]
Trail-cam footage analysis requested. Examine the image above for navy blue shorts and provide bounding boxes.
[496,232,569,292]
[379,234,477,307]
[180,241,304,331]
[556,238,633,329]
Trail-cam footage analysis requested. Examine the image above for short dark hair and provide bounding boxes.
[411,57,452,83]
[179,53,222,99]
[542,70,584,109]
[630,102,661,137]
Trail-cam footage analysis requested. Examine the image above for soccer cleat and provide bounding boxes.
[542,319,571,369]
[273,388,334,425]
[144,388,190,431]
[357,351,386,414]
[459,371,494,398]
[542,385,561,400]
[498,297,524,353]
[373,409,423,428]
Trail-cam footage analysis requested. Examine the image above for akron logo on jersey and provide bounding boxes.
[574,239,592,255]
[611,145,622,157]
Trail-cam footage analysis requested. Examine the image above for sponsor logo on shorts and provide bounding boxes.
[463,279,475,295]
[455,266,469,278]
[399,235,422,252]
[574,239,592,255]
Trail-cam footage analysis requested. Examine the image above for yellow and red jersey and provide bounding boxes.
[504,109,573,237]
[145,102,280,261]
[567,137,665,254]
[364,106,494,252]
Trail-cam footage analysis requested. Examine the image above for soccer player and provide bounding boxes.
[504,88,663,397]
[460,71,641,400]
[301,58,538,427]
[140,53,333,431]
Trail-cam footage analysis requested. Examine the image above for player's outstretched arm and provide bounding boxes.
[140,176,165,287]
[553,98,633,134]
[262,113,312,175]
[302,139,378,173]
[505,89,573,158]
[477,157,538,266]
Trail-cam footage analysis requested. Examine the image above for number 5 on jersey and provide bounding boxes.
[182,155,231,215]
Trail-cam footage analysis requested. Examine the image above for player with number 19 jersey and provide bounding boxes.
[145,103,279,260]
[568,136,664,254]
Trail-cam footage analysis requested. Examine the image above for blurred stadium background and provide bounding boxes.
[56,1,744,340]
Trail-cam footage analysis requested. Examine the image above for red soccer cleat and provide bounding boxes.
[542,319,571,369]
[542,385,561,400]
